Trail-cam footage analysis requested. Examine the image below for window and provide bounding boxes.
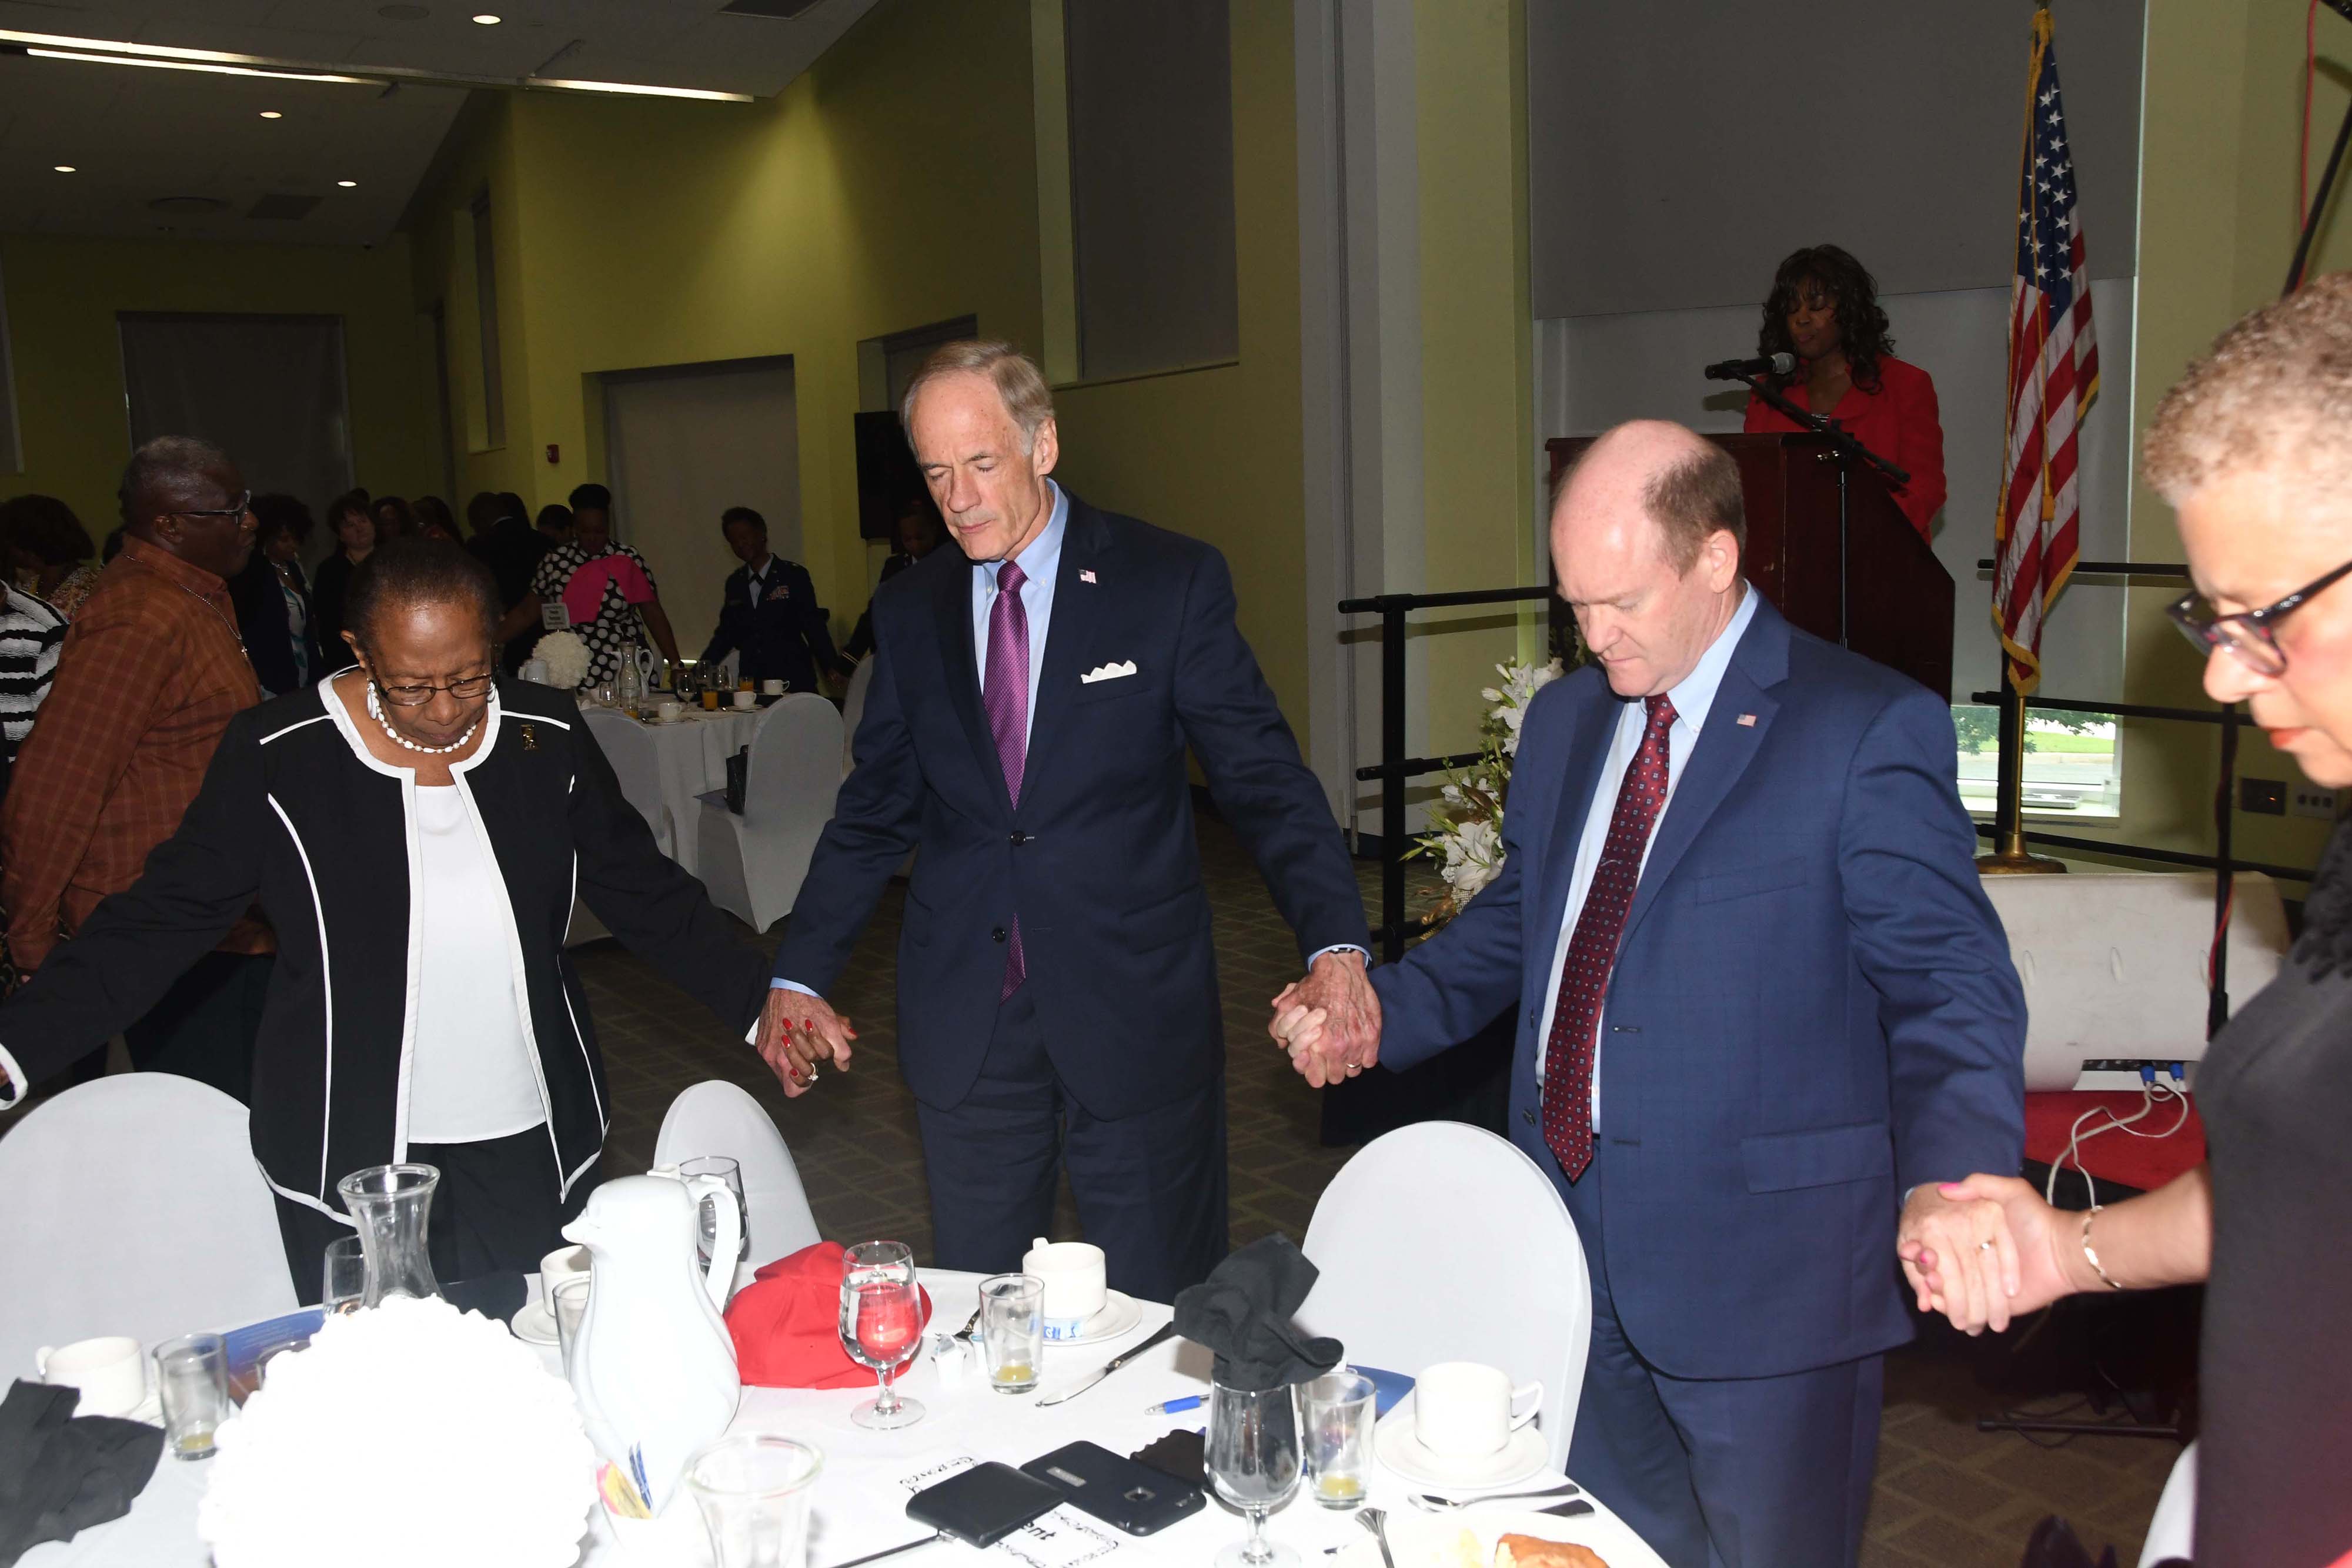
[0,260,19,474]
[1062,0,1239,380]
[471,189,505,448]
[1953,704,2122,818]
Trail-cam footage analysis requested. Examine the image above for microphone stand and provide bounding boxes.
[1729,370,1909,649]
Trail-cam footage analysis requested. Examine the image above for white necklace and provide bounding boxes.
[366,681,492,755]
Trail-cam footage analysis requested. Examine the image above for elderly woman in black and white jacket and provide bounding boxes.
[0,540,775,1298]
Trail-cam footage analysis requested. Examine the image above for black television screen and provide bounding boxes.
[855,410,926,541]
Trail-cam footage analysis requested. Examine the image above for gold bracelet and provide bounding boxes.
[2080,1206,2123,1290]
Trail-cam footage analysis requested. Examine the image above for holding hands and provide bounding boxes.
[753,987,856,1098]
[1898,1175,2086,1333]
[1268,948,1381,1087]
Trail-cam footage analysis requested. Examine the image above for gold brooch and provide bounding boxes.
[520,724,539,751]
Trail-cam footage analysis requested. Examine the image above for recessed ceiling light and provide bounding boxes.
[259,110,282,119]
[472,14,502,24]
[53,164,76,173]
[337,179,358,188]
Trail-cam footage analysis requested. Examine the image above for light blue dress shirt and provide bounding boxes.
[771,477,1359,999]
[1534,582,1760,1128]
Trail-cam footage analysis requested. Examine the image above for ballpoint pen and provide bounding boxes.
[1145,1393,1204,1415]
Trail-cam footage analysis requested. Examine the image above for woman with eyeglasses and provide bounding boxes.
[1912,276,2352,1567]
[0,539,771,1298]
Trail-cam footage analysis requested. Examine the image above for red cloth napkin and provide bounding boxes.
[724,1241,933,1389]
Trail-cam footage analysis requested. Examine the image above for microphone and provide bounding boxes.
[1703,352,1795,381]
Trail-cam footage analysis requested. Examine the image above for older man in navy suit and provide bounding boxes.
[1281,422,2024,1567]
[754,341,1376,1300]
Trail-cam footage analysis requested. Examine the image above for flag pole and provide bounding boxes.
[1978,667,2065,873]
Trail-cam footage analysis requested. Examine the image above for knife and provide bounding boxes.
[1034,1322,1180,1407]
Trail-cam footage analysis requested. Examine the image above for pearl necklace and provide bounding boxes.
[366,681,492,755]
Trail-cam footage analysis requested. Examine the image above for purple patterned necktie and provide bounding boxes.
[1540,693,1676,1182]
[983,560,1030,998]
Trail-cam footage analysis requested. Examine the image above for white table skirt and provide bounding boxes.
[588,706,764,880]
[26,1271,1665,1568]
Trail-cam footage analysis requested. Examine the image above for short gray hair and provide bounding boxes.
[899,340,1055,453]
[2146,272,2352,503]
[118,435,232,529]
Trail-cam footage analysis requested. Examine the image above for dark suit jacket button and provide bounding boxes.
[1009,831,1029,847]
[991,926,1008,943]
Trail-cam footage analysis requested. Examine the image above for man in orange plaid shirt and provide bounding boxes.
[1,437,269,1101]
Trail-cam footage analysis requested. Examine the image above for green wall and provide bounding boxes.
[0,232,435,533]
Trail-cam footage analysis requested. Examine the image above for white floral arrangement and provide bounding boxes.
[198,1295,596,1568]
[1414,658,1564,927]
[533,630,592,691]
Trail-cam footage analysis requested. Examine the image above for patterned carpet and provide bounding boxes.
[579,807,2183,1566]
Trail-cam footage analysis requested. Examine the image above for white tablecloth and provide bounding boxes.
[588,706,764,880]
[28,1271,1665,1568]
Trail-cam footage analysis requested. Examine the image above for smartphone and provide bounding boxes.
[906,1461,1065,1548]
[1021,1440,1207,1536]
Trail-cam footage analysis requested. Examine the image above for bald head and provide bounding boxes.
[1552,420,1746,697]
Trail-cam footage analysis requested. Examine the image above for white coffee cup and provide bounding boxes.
[1021,1237,1108,1338]
[655,700,682,724]
[732,689,757,710]
[761,678,786,696]
[540,1243,590,1286]
[36,1336,146,1417]
[1413,1361,1542,1459]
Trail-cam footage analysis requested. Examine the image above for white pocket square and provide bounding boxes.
[1080,660,1138,684]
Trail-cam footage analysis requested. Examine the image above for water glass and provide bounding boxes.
[978,1274,1044,1393]
[838,1239,925,1430]
[679,1155,750,1267]
[550,1273,592,1375]
[684,1435,823,1568]
[335,1162,442,1305]
[1299,1371,1376,1509]
[1207,1380,1301,1568]
[154,1333,230,1460]
[322,1235,368,1314]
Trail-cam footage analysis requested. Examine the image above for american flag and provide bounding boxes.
[1993,6,2099,695]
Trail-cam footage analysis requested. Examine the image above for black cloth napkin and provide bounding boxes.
[1172,1233,1342,1393]
[0,1379,165,1567]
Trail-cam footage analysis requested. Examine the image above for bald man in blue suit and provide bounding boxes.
[1280,423,2025,1568]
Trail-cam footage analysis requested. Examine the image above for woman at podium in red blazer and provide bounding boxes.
[1743,243,1947,540]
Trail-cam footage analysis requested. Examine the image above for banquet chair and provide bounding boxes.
[0,1074,299,1379]
[652,1080,821,1269]
[840,657,876,778]
[2137,1442,2196,1566]
[582,706,674,860]
[1296,1120,1592,1470]
[696,694,843,933]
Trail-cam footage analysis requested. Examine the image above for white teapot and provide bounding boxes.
[560,1171,742,1514]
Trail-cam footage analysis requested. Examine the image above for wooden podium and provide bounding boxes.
[1543,432,1955,700]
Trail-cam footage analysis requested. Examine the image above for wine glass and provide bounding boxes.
[1206,1380,1302,1567]
[837,1239,925,1430]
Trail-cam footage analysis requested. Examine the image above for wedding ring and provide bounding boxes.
[1977,1239,1996,1254]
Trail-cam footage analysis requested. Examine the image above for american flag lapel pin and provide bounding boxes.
[1080,569,1097,584]
[1736,713,1757,727]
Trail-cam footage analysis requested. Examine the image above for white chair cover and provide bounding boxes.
[0,1074,299,1378]
[582,706,673,860]
[697,694,844,933]
[1297,1121,1592,1471]
[2138,1440,2197,1566]
[840,657,876,779]
[652,1080,821,1269]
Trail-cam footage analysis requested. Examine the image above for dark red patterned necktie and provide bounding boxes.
[1541,694,1677,1181]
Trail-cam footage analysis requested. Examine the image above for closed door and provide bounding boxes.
[603,359,800,664]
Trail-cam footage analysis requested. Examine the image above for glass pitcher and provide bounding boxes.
[336,1164,443,1306]
[617,642,643,713]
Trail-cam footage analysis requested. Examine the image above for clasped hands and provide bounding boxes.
[752,987,856,1098]
[1268,949,1381,1086]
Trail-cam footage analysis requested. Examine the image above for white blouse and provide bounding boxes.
[407,783,545,1144]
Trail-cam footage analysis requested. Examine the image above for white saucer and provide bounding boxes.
[1374,1401,1548,1490]
[510,1300,560,1346]
[1043,1290,1143,1348]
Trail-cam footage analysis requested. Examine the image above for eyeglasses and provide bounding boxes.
[174,490,253,522]
[2167,556,2352,677]
[372,673,494,707]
